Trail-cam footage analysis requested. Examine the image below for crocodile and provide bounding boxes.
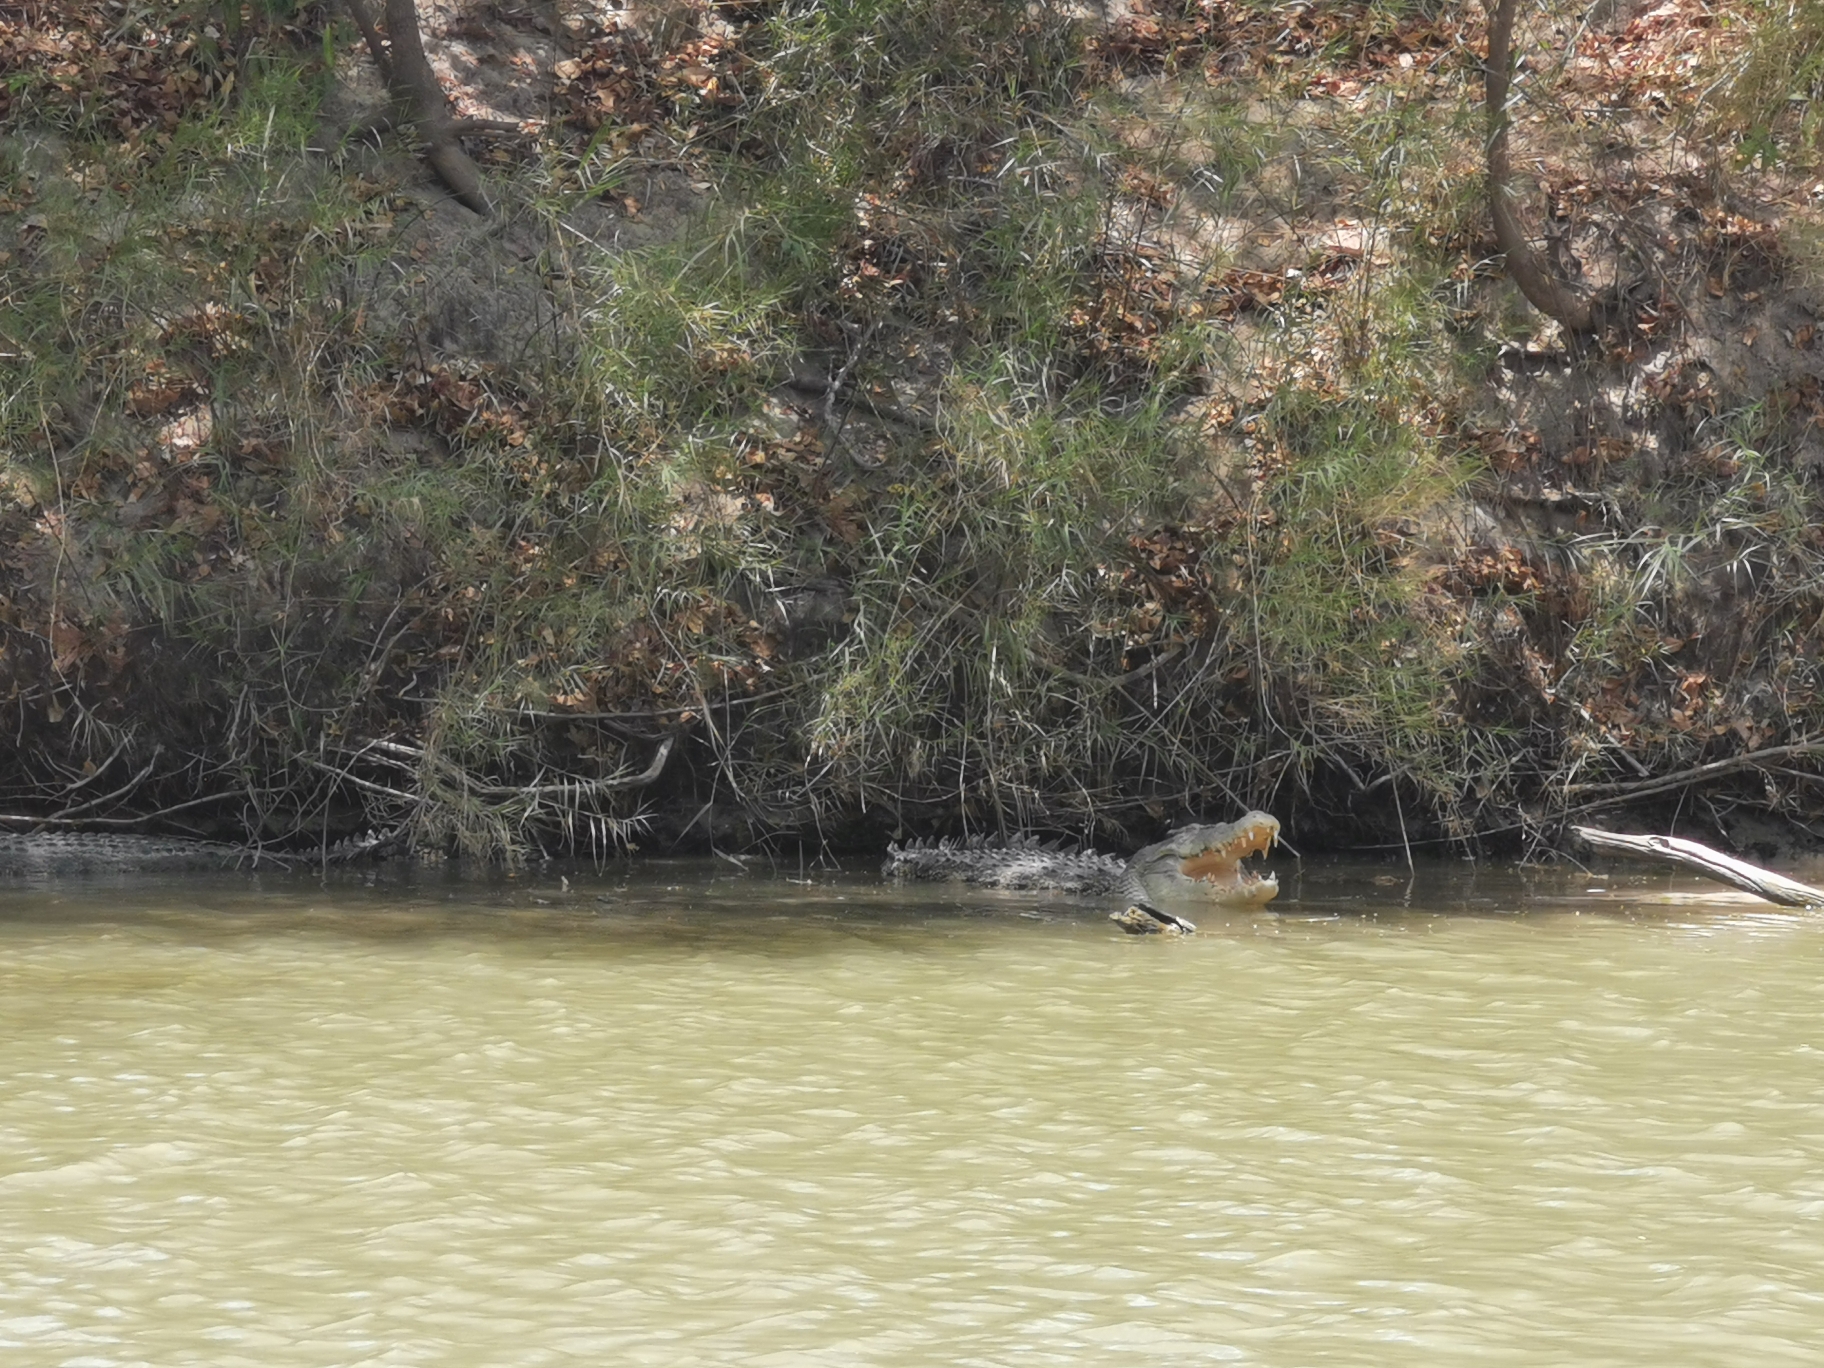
[0,829,396,876]
[884,811,1281,932]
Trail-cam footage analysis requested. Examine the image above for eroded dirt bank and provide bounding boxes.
[4,0,1824,864]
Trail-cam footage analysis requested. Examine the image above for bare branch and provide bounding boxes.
[449,118,528,137]
[1562,740,1824,815]
[0,792,234,829]
[307,758,425,805]
[52,753,160,819]
[501,685,801,721]
[54,736,132,797]
[326,733,676,806]
[468,734,676,799]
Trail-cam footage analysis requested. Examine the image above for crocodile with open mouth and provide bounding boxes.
[884,811,1281,932]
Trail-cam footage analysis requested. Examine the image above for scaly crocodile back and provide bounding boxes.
[883,834,1129,894]
[0,829,393,875]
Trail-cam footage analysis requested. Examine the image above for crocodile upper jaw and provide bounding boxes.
[1130,811,1281,907]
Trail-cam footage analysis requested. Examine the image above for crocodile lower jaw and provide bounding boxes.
[1151,814,1281,906]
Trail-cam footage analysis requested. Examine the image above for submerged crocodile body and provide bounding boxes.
[0,830,394,875]
[884,811,1281,931]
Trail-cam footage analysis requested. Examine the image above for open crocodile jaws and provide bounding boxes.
[884,811,1281,925]
[1124,811,1281,910]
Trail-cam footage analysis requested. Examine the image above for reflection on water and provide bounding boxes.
[3,862,1822,1366]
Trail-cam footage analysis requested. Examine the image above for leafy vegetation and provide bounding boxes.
[3,0,1824,860]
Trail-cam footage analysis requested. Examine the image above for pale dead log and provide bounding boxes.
[1571,825,1824,908]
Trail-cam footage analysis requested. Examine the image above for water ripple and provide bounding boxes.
[1,868,1822,1364]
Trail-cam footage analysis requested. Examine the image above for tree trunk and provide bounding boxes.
[345,0,491,215]
[1485,0,1593,332]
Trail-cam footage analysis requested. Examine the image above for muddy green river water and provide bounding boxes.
[2,861,1822,1366]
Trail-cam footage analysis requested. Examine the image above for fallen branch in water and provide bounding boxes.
[1571,825,1824,908]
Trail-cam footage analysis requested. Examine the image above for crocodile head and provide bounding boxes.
[1128,811,1281,908]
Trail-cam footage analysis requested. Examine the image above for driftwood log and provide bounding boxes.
[1571,825,1824,908]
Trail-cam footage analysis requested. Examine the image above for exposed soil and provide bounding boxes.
[6,0,1824,865]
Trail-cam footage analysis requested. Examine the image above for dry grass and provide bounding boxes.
[2,0,1823,858]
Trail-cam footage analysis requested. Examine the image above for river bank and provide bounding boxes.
[5,0,1824,865]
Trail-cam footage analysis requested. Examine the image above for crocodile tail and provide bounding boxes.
[882,834,1127,893]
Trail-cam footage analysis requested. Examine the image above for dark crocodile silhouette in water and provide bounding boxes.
[884,811,1281,932]
[0,830,395,875]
